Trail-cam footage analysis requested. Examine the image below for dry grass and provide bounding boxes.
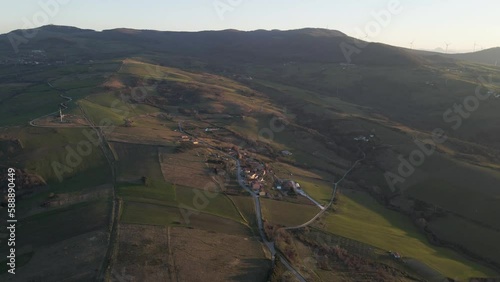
[0,230,108,281]
[159,148,218,191]
[170,227,270,282]
[114,224,173,281]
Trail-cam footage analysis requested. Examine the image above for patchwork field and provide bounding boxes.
[169,227,270,282]
[0,230,108,282]
[114,208,269,281]
[159,147,218,191]
[2,49,500,281]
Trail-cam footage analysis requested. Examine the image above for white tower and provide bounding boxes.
[59,108,65,123]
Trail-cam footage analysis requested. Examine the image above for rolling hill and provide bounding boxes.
[1,25,500,281]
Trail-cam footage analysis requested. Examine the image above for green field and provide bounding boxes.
[14,200,110,249]
[110,142,165,181]
[428,215,500,267]
[229,195,257,227]
[321,191,497,280]
[260,198,320,227]
[0,62,119,126]
[175,186,244,223]
[293,176,333,204]
[2,51,500,281]
[121,201,181,226]
[11,127,108,183]
[117,181,176,204]
[120,199,250,236]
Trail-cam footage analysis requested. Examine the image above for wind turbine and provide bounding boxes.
[473,42,477,52]
[409,40,414,49]
[444,42,451,53]
[59,108,65,123]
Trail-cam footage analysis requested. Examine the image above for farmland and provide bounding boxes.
[1,29,500,281]
[318,190,496,280]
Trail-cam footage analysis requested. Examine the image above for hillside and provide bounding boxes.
[446,47,500,66]
[1,25,421,66]
[1,25,500,281]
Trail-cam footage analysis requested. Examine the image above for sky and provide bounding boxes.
[1,0,500,53]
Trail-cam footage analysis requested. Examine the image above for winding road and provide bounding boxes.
[29,82,75,127]
[179,121,307,282]
[30,81,119,281]
[285,151,366,231]
[179,121,367,281]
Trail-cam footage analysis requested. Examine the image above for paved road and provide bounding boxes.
[31,82,120,280]
[29,82,76,127]
[236,161,276,254]
[180,121,306,282]
[296,189,325,210]
[285,152,366,231]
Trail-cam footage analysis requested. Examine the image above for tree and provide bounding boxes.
[123,118,133,127]
[141,176,149,186]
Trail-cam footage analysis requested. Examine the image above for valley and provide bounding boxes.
[1,26,500,281]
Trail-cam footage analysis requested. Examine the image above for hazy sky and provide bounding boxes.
[2,0,500,52]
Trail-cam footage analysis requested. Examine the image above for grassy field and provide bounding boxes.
[406,158,500,230]
[229,195,257,227]
[114,223,270,282]
[320,190,498,280]
[13,199,110,249]
[110,141,165,181]
[169,227,270,281]
[293,176,333,205]
[158,147,218,190]
[176,186,243,223]
[428,215,500,267]
[0,61,119,126]
[260,198,320,227]
[121,201,181,226]
[3,55,500,281]
[0,85,61,125]
[4,127,108,183]
[117,180,176,204]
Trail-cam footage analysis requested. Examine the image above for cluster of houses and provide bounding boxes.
[241,158,268,197]
[275,179,301,195]
[353,134,374,142]
[179,135,199,145]
[388,251,402,260]
[1,50,48,66]
[424,81,436,87]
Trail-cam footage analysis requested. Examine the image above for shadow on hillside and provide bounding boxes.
[229,258,272,282]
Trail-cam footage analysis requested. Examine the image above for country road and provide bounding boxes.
[30,81,120,281]
[179,121,307,282]
[297,189,325,210]
[285,151,366,230]
[29,82,75,127]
